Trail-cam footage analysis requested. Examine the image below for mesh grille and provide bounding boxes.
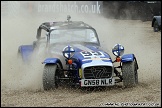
[84,66,112,79]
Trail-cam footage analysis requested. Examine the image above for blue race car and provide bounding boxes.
[18,15,139,90]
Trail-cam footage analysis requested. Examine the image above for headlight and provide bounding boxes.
[112,44,124,56]
[62,46,75,59]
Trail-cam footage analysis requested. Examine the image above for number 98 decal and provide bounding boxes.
[80,51,105,58]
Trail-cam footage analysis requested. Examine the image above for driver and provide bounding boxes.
[88,32,97,43]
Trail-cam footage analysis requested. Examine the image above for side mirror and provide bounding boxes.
[112,44,124,57]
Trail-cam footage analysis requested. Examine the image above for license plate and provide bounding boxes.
[80,78,115,87]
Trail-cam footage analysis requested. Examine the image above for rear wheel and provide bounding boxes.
[43,64,60,90]
[122,60,138,88]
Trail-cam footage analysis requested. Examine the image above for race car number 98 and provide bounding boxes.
[80,51,104,58]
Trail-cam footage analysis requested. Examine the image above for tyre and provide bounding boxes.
[122,60,138,88]
[43,64,59,90]
[153,20,159,32]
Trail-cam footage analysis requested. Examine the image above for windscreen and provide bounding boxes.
[49,28,99,44]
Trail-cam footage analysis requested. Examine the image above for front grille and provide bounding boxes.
[83,66,112,79]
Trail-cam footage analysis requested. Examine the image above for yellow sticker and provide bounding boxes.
[79,69,82,78]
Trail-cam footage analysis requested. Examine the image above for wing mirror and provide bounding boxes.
[112,44,124,57]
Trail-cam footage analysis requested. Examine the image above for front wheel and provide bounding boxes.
[43,64,60,90]
[122,60,138,88]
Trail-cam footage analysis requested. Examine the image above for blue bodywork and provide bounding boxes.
[42,44,113,82]
[20,44,136,65]
[19,44,136,65]
[18,45,33,62]
[73,45,112,66]
[121,54,135,62]
[43,58,63,69]
[42,45,113,66]
[43,58,61,64]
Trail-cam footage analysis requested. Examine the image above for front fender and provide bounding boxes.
[43,58,63,69]
[121,54,134,63]
[121,54,139,70]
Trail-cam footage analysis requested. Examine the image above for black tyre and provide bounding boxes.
[122,60,138,88]
[153,20,159,32]
[43,64,59,90]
